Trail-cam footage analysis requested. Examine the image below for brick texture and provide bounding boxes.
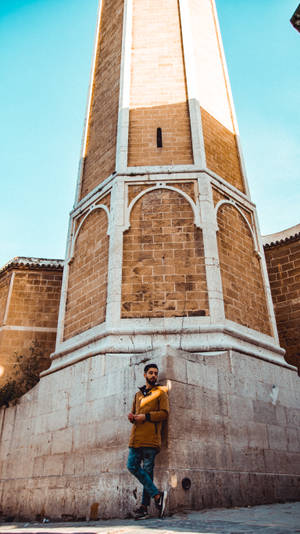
[216,204,271,335]
[264,236,300,371]
[64,208,109,340]
[6,271,62,328]
[79,0,124,200]
[122,188,208,318]
[202,107,244,192]
[0,267,63,386]
[128,0,193,167]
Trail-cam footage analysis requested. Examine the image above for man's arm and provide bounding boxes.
[145,390,169,422]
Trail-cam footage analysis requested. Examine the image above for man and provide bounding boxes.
[127,363,169,520]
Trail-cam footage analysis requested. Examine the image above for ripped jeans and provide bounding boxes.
[127,447,159,506]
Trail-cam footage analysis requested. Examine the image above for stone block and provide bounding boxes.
[267,424,288,452]
[51,428,73,455]
[247,421,269,449]
[228,395,254,422]
[186,359,218,390]
[43,454,64,477]
[286,427,299,453]
[253,399,277,425]
[286,408,300,428]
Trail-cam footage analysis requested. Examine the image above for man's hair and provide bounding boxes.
[144,363,158,373]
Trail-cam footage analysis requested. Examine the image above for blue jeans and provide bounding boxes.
[127,447,159,506]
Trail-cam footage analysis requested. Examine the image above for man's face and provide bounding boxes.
[144,367,158,387]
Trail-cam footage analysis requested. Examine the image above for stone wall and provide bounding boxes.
[263,226,300,373]
[201,108,244,192]
[79,0,124,199]
[213,190,272,336]
[0,258,63,386]
[63,206,109,340]
[122,187,208,318]
[128,0,193,167]
[0,347,299,520]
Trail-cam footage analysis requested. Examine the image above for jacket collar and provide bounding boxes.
[139,384,161,396]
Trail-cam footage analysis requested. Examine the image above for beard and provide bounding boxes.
[147,377,157,387]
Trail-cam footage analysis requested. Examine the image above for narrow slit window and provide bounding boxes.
[157,128,163,148]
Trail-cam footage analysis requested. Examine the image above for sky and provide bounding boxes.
[0,0,299,267]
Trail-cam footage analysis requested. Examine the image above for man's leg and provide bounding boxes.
[141,448,157,508]
[127,447,160,502]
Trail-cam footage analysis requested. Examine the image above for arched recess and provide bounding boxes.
[63,208,109,340]
[122,187,209,319]
[125,183,201,230]
[69,204,110,261]
[215,199,260,256]
[216,202,271,335]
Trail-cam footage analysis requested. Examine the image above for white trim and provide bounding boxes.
[0,325,57,333]
[198,176,225,322]
[115,0,132,173]
[55,218,73,349]
[215,199,260,256]
[125,182,201,231]
[76,167,255,210]
[3,271,15,326]
[74,0,104,206]
[43,319,287,377]
[178,0,206,166]
[125,164,197,174]
[105,179,125,327]
[49,315,283,361]
[72,173,115,216]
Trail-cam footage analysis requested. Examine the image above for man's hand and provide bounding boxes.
[134,414,146,423]
[128,412,135,423]
[127,413,146,424]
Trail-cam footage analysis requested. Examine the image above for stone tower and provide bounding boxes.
[53,0,282,370]
[1,0,299,521]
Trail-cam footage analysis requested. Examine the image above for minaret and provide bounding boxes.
[50,0,282,369]
[1,1,299,520]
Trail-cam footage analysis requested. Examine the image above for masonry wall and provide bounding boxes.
[201,108,244,192]
[0,349,299,520]
[214,196,271,336]
[79,0,124,200]
[0,267,63,386]
[128,0,193,167]
[122,187,209,318]
[264,236,300,371]
[64,208,109,340]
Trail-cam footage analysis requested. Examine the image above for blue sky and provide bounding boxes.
[0,0,299,267]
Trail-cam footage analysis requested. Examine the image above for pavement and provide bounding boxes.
[0,502,300,534]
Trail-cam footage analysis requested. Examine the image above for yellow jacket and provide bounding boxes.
[129,385,169,449]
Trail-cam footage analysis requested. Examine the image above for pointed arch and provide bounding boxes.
[125,183,201,230]
[69,204,110,262]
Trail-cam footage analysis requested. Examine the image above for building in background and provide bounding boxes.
[0,258,63,386]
